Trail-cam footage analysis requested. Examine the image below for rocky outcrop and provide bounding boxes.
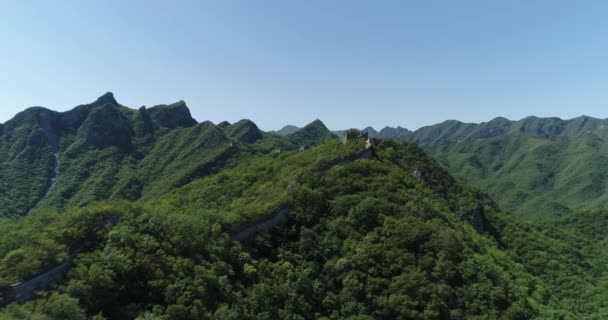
[148,101,197,129]
[79,104,134,149]
[36,110,59,151]
[133,106,157,139]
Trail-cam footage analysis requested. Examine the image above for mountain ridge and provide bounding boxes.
[0,94,342,217]
[325,115,608,145]
[3,98,608,317]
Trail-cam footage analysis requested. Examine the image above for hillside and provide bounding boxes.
[342,116,608,220]
[4,101,608,318]
[394,116,608,220]
[1,135,608,318]
[338,115,608,145]
[0,95,335,217]
[285,119,337,146]
[428,133,608,219]
[270,125,301,136]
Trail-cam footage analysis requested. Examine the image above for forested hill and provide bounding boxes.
[4,97,608,318]
[406,117,608,220]
[325,116,608,220]
[0,93,335,217]
[1,133,608,318]
[331,115,608,146]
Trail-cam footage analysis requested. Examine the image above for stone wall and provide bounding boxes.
[0,216,119,306]
[230,147,375,242]
[11,258,73,303]
[0,256,74,307]
[317,148,373,172]
[230,208,290,241]
[0,147,376,305]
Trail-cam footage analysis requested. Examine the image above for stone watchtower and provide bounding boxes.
[342,128,374,148]
[342,129,369,144]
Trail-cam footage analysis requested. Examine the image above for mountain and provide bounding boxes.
[3,135,608,318]
[330,116,608,220]
[426,131,608,219]
[286,119,337,145]
[378,125,411,139]
[338,115,608,146]
[147,101,198,129]
[224,119,264,143]
[0,94,339,217]
[333,126,412,140]
[389,116,608,220]
[271,125,301,136]
[361,126,379,137]
[4,99,608,318]
[405,115,608,146]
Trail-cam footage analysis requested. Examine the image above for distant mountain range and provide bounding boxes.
[277,116,608,220]
[273,124,412,140]
[7,93,608,221]
[0,93,337,217]
[277,115,608,144]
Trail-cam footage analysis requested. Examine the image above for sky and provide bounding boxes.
[2,0,608,131]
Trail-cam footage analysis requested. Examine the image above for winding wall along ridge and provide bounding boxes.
[0,147,374,306]
[229,147,373,241]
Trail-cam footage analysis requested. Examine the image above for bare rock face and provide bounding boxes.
[35,110,59,151]
[148,101,197,129]
[133,106,157,140]
[79,104,134,149]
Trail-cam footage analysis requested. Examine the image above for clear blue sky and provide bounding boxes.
[2,0,608,130]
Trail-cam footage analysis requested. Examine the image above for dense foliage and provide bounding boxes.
[0,135,606,319]
[0,94,309,217]
[338,116,608,220]
[4,99,608,319]
[427,131,608,220]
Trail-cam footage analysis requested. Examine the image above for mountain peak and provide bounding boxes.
[217,121,231,128]
[94,92,118,106]
[300,119,331,132]
[305,119,329,130]
[361,126,379,137]
[225,119,263,143]
[148,101,197,129]
[287,119,336,144]
[273,125,301,136]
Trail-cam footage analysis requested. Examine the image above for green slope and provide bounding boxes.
[6,99,608,319]
[2,138,608,318]
[426,132,608,220]
[406,115,608,146]
[286,119,337,146]
[353,115,608,220]
[0,94,329,217]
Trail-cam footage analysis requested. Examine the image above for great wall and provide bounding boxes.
[0,141,375,307]
[229,145,374,242]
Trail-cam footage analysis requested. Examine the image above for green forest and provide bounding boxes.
[1,97,608,319]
